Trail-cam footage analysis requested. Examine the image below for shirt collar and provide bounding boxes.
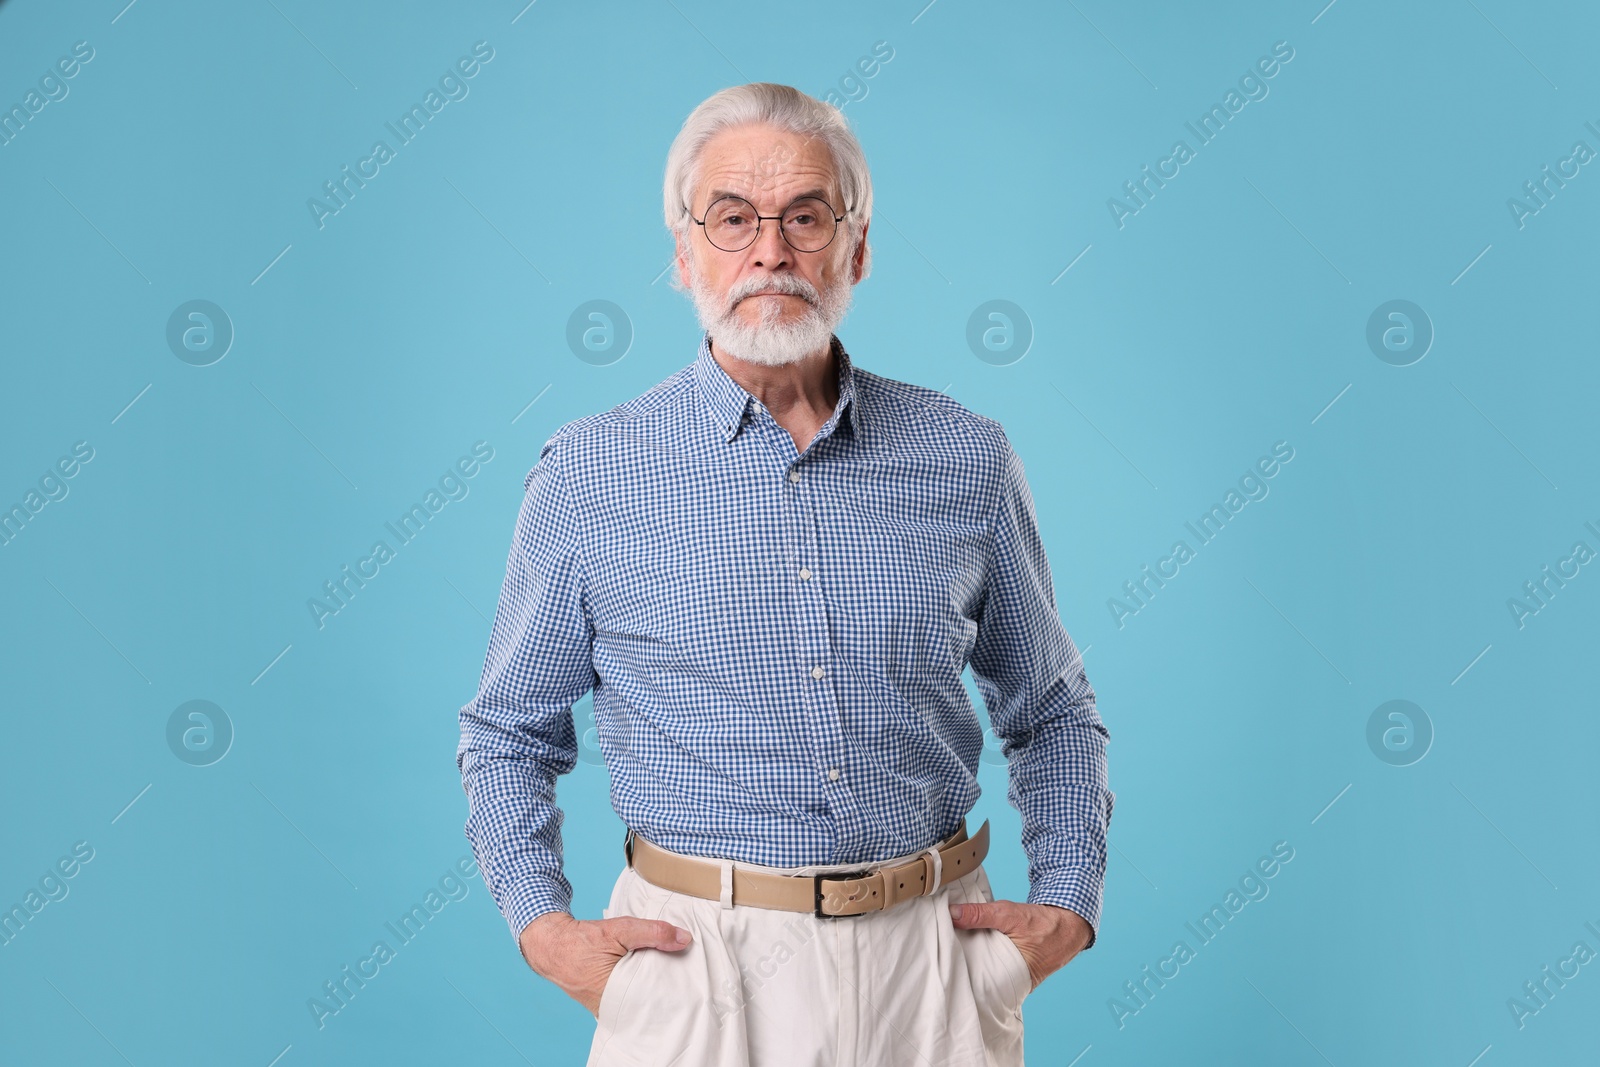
[694,330,860,444]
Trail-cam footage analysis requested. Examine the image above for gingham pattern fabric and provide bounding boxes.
[457,331,1113,948]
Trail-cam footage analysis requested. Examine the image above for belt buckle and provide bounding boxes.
[813,867,875,920]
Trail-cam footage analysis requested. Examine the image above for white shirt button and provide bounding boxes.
[827,768,841,781]
[789,469,802,483]
[799,567,812,580]
[810,666,825,680]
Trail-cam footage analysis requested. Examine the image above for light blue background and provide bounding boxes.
[2,1,1596,1064]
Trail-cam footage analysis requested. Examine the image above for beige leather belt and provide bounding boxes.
[624,819,990,919]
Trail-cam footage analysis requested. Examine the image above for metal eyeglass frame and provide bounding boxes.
[689,195,847,253]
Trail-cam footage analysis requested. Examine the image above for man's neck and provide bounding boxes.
[710,336,839,424]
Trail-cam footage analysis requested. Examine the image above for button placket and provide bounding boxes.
[788,455,848,818]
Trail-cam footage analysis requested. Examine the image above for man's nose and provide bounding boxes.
[749,216,792,269]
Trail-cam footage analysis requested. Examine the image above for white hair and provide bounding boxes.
[663,82,872,288]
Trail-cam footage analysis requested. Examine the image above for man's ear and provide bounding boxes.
[674,231,694,290]
[849,218,870,284]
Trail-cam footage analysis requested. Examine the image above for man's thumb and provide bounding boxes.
[614,917,694,950]
[950,902,988,928]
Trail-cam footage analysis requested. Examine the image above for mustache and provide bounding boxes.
[729,275,818,309]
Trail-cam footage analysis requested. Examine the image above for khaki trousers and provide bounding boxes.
[586,831,1032,1066]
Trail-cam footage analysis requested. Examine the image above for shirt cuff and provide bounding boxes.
[501,877,574,947]
[1026,868,1103,950]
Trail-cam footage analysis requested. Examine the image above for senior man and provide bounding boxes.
[457,82,1113,1066]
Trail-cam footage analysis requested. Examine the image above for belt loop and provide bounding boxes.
[922,846,943,896]
[719,859,734,909]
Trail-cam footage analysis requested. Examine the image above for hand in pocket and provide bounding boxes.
[518,911,694,1016]
[950,899,1092,991]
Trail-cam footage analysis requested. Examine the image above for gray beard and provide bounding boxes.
[687,260,854,367]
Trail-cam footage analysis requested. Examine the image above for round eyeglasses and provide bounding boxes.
[690,195,846,253]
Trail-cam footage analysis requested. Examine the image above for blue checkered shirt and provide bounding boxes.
[457,331,1113,948]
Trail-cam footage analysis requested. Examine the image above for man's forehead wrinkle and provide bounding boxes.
[701,152,833,181]
[696,158,840,210]
[694,127,839,207]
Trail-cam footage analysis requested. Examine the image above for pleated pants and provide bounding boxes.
[586,834,1032,1066]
